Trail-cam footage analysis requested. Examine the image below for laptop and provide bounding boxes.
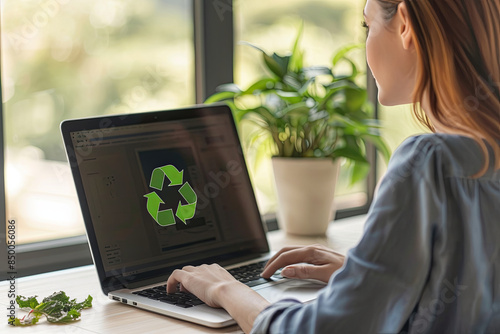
[60,103,325,328]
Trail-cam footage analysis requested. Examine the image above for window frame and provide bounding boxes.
[0,19,7,280]
[0,0,378,280]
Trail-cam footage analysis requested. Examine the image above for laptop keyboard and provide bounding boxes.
[133,288,204,308]
[132,260,281,308]
[227,260,276,287]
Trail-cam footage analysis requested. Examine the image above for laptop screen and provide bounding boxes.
[62,105,268,286]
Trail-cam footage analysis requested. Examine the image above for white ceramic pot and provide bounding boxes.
[272,157,340,236]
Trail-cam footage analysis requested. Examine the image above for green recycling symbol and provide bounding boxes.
[144,165,197,226]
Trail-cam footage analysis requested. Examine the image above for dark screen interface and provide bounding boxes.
[70,112,267,277]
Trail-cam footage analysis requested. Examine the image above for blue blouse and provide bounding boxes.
[251,134,500,333]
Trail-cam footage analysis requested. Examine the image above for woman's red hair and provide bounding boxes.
[377,0,500,175]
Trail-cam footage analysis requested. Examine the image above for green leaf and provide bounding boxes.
[332,146,368,163]
[318,80,357,110]
[242,78,277,94]
[12,314,41,326]
[324,79,358,91]
[334,58,359,81]
[242,106,277,126]
[264,53,287,78]
[271,53,291,77]
[283,74,302,91]
[289,22,304,72]
[332,43,364,67]
[308,109,329,122]
[11,291,93,326]
[41,291,70,304]
[302,66,332,77]
[362,134,392,163]
[239,41,267,54]
[240,42,287,78]
[16,295,39,309]
[46,308,81,323]
[204,91,236,104]
[298,77,316,96]
[344,87,367,113]
[75,295,93,310]
[216,83,242,93]
[330,114,364,130]
[275,91,303,104]
[349,160,370,185]
[276,102,311,118]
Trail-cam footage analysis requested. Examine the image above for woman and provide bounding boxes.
[166,0,500,332]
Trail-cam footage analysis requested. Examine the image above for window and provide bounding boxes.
[1,0,389,278]
[378,104,430,178]
[2,0,194,245]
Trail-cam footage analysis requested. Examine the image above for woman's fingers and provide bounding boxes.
[165,264,239,308]
[166,246,346,305]
[261,245,323,278]
[262,246,303,272]
[281,264,333,282]
[261,245,345,282]
[261,248,305,278]
[166,269,186,293]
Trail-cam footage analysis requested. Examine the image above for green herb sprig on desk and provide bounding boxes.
[10,291,93,326]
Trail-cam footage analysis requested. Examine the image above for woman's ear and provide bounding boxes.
[397,2,414,50]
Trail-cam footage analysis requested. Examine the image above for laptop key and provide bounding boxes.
[159,298,177,305]
[245,277,273,287]
[134,291,151,297]
[187,299,205,306]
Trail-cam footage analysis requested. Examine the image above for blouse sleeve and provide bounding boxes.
[251,135,444,334]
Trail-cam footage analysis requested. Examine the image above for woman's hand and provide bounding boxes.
[166,263,242,308]
[261,244,345,283]
[166,264,270,333]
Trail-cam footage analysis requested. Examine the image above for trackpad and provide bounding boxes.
[255,279,326,303]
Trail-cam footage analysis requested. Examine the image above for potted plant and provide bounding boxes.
[206,28,390,235]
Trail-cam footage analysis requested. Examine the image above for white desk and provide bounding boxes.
[1,216,365,334]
